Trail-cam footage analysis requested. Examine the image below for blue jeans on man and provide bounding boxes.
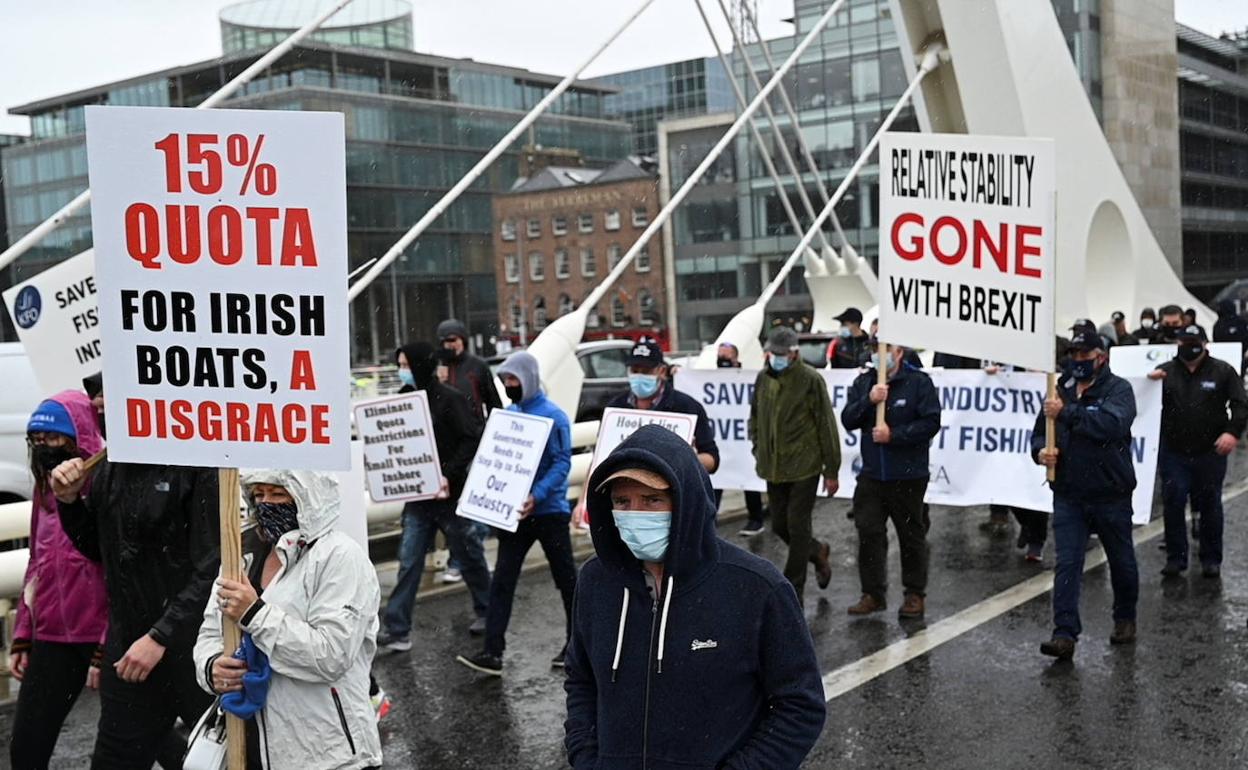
[1160,448,1227,569]
[1051,495,1139,641]
[383,499,491,638]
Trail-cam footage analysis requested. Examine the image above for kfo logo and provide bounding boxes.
[14,286,41,329]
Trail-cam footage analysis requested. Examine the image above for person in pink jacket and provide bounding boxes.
[8,391,107,769]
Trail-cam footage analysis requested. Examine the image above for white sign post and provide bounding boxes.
[879,132,1057,372]
[3,250,102,393]
[457,410,554,533]
[353,392,443,503]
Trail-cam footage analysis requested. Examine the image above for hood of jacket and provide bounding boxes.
[496,351,541,403]
[1218,299,1238,319]
[586,425,719,588]
[46,390,104,459]
[240,469,340,543]
[396,342,438,389]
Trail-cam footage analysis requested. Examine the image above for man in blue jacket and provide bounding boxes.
[565,425,825,770]
[841,342,942,619]
[457,351,575,677]
[1031,327,1139,660]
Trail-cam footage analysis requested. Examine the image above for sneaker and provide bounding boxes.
[455,651,503,677]
[1160,561,1186,577]
[847,594,885,615]
[376,630,411,652]
[469,616,487,636]
[1040,636,1076,660]
[1202,564,1222,579]
[815,542,833,590]
[1109,620,1136,645]
[738,521,765,538]
[898,593,925,619]
[551,646,567,668]
[1024,544,1044,563]
[441,568,464,584]
[371,689,393,720]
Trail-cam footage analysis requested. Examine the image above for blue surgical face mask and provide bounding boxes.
[839,327,852,338]
[398,367,415,387]
[612,510,671,562]
[1066,357,1098,382]
[769,354,790,372]
[629,373,660,399]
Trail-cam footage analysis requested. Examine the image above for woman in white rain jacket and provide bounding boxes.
[194,469,382,769]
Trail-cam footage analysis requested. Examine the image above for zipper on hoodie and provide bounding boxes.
[642,593,659,768]
[331,688,356,755]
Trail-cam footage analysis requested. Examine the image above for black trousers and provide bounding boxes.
[853,476,930,601]
[483,514,578,657]
[9,641,95,769]
[91,640,213,770]
[991,504,1048,548]
[744,490,765,524]
[768,476,825,599]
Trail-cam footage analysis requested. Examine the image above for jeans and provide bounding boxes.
[1160,448,1227,568]
[853,476,930,601]
[768,476,825,599]
[447,521,490,572]
[384,500,492,637]
[1051,494,1138,641]
[10,641,94,769]
[484,514,578,657]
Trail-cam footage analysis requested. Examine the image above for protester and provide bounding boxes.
[748,326,839,600]
[827,307,872,369]
[1111,311,1139,346]
[1157,304,1186,342]
[1183,308,1198,328]
[565,425,826,769]
[841,343,942,618]
[717,342,768,536]
[1212,300,1248,375]
[1032,327,1139,659]
[196,470,382,769]
[378,342,490,650]
[1148,325,1248,578]
[9,392,107,769]
[1134,308,1158,344]
[50,424,218,765]
[456,352,576,676]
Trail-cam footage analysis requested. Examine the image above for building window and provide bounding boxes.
[605,209,621,231]
[587,304,601,328]
[578,212,594,233]
[581,247,596,277]
[558,293,575,316]
[529,252,544,281]
[635,246,651,273]
[611,296,626,327]
[527,218,541,238]
[607,244,622,270]
[631,207,649,227]
[509,301,523,331]
[501,219,517,241]
[639,290,656,327]
[555,249,570,279]
[504,254,519,283]
[552,215,568,236]
[534,297,548,329]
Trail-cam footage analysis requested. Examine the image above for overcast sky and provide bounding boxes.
[0,0,1243,135]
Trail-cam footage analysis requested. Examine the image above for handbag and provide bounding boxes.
[183,697,228,770]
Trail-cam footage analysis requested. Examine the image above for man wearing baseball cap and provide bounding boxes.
[564,425,825,769]
[827,307,872,369]
[1147,325,1247,578]
[1110,311,1139,346]
[1031,327,1139,659]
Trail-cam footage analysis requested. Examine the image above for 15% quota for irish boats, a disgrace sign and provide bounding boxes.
[85,106,351,470]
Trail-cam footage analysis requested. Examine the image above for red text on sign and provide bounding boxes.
[127,398,330,444]
[891,212,1043,279]
[153,133,278,196]
[124,203,317,270]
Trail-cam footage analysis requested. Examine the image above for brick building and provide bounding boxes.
[492,157,668,347]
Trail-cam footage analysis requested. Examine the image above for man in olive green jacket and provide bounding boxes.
[749,326,842,600]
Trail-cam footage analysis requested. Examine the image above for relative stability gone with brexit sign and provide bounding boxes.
[879,133,1056,372]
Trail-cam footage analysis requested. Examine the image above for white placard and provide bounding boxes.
[354,392,442,503]
[1110,343,1243,377]
[3,250,101,393]
[677,368,1161,525]
[457,409,554,533]
[879,132,1057,372]
[588,407,698,479]
[85,106,350,469]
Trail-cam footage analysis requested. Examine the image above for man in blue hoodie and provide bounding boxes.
[456,351,576,676]
[565,425,826,770]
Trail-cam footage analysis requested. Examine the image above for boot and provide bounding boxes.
[815,542,832,589]
[847,594,885,615]
[898,593,925,619]
[1109,620,1136,645]
[1040,636,1076,660]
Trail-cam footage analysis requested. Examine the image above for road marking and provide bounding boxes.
[822,476,1248,701]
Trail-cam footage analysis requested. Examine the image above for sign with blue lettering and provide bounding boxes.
[2,250,102,393]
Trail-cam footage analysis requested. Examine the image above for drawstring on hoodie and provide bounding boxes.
[610,576,677,680]
[656,576,674,674]
[611,587,629,683]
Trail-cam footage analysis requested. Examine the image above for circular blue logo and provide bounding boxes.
[14,286,41,329]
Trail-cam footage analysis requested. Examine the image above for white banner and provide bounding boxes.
[879,133,1057,372]
[457,410,554,533]
[354,392,442,503]
[3,250,101,394]
[678,368,1161,524]
[86,106,350,469]
[1110,342,1243,377]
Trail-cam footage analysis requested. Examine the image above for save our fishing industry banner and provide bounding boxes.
[675,368,1161,525]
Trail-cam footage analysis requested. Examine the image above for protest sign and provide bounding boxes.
[3,250,101,393]
[354,392,442,503]
[85,106,350,469]
[879,133,1056,372]
[457,410,554,533]
[678,368,1161,524]
[589,407,698,478]
[1110,343,1243,378]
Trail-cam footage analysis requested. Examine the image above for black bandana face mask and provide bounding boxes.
[255,501,299,543]
[32,445,76,478]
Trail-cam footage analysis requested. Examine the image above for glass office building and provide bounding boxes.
[593,57,736,156]
[219,0,414,54]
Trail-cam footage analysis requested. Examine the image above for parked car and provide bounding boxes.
[0,344,45,503]
[797,333,837,369]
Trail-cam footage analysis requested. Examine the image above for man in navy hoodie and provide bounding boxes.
[565,425,825,770]
[457,351,576,676]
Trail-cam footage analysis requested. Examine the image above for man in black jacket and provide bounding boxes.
[1031,328,1139,660]
[1149,325,1248,578]
[840,343,941,619]
[51,454,218,767]
[378,341,490,650]
[1212,300,1248,375]
[437,318,502,424]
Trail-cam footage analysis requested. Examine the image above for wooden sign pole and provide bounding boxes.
[218,467,245,770]
[875,341,888,428]
[1045,373,1057,483]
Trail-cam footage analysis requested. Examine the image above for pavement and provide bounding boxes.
[5,460,1248,768]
